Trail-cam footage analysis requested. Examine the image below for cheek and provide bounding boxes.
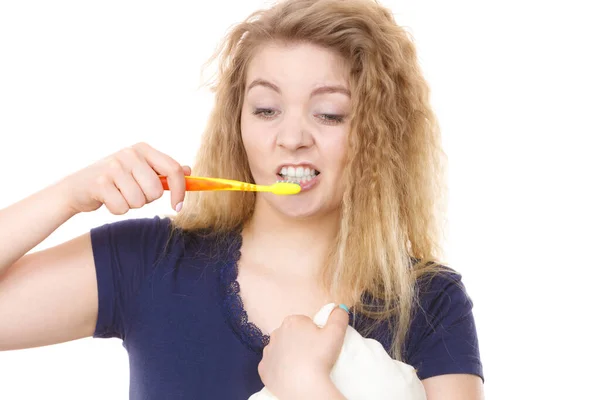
[326,135,349,172]
[242,125,276,158]
[240,122,259,172]
[242,130,267,159]
[324,137,349,197]
[241,113,260,152]
[241,120,272,178]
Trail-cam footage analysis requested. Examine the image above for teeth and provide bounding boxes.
[279,165,318,179]
[277,175,316,185]
[277,167,318,185]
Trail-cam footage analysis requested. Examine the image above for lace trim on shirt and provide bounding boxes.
[219,231,270,354]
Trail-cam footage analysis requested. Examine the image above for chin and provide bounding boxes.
[270,197,339,221]
[270,201,319,219]
[278,208,321,220]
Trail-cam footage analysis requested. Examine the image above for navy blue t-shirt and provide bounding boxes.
[90,216,483,399]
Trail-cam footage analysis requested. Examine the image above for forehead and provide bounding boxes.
[245,42,350,90]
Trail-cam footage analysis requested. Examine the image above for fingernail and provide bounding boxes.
[175,202,183,212]
[339,304,349,313]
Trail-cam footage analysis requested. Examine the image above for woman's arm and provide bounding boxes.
[0,180,101,350]
[422,374,485,400]
[0,181,77,276]
[404,269,485,398]
[0,229,99,350]
[0,142,188,350]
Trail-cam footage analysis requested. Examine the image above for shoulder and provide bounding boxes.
[90,215,237,257]
[90,215,241,338]
[414,266,473,316]
[404,266,484,381]
[90,215,173,249]
[351,265,483,381]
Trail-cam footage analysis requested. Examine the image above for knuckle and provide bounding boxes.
[168,162,183,176]
[129,193,147,208]
[122,146,137,157]
[130,199,145,209]
[94,174,110,188]
[106,158,122,173]
[283,315,300,326]
[131,141,148,151]
[290,314,303,323]
[147,187,164,201]
[120,147,141,164]
[142,180,164,202]
[109,204,128,215]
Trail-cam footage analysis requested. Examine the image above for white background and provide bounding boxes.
[1,0,599,399]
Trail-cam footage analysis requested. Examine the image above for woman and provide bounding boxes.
[0,0,484,398]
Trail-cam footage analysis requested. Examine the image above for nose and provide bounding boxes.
[275,110,314,150]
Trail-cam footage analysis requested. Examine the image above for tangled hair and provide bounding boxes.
[171,0,447,361]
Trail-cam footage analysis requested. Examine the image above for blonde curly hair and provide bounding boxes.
[172,0,447,361]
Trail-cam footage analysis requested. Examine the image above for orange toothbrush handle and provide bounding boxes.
[158,176,234,191]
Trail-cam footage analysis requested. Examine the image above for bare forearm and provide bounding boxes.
[0,180,76,276]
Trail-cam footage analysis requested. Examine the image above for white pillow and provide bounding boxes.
[248,303,427,400]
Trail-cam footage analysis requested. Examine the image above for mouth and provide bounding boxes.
[275,164,321,190]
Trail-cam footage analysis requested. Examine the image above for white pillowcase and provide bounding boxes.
[248,303,427,400]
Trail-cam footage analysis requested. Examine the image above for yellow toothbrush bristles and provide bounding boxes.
[270,181,302,195]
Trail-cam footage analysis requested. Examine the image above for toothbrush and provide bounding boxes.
[158,175,301,195]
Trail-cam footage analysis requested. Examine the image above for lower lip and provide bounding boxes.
[277,174,320,192]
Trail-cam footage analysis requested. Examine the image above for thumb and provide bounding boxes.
[182,165,192,176]
[324,304,349,346]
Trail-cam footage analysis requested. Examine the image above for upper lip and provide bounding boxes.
[275,162,320,174]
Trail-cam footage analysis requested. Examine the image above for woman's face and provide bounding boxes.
[241,42,351,219]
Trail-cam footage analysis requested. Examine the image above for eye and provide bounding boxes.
[253,108,279,120]
[316,114,345,125]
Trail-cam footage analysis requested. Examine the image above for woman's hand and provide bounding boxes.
[60,142,191,214]
[258,305,349,400]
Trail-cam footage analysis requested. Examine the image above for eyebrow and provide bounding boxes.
[247,79,350,97]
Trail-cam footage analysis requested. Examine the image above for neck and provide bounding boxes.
[241,197,340,279]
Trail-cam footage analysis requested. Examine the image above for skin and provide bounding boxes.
[0,42,484,399]
[239,42,353,398]
[239,42,484,399]
[0,143,191,350]
[241,42,350,220]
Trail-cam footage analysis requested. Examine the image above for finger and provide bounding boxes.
[113,170,147,209]
[96,176,130,215]
[133,143,186,211]
[324,305,349,345]
[131,161,165,203]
